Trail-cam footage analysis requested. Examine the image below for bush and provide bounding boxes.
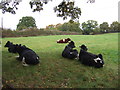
[58,21,82,33]
[2,28,81,38]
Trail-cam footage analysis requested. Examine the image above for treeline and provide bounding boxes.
[1,28,80,38]
[45,20,120,35]
[1,20,120,38]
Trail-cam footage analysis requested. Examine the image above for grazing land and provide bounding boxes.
[2,33,119,88]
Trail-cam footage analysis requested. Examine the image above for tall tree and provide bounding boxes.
[110,21,120,32]
[100,22,109,33]
[17,16,37,30]
[82,20,98,35]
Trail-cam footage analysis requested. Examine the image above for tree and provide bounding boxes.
[82,20,98,35]
[17,16,37,30]
[110,21,120,32]
[0,0,95,20]
[99,22,109,33]
[58,20,82,32]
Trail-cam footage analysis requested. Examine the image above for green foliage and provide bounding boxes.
[92,27,101,34]
[58,21,82,33]
[29,0,52,12]
[82,20,98,35]
[17,16,37,30]
[2,28,81,37]
[110,21,120,32]
[100,22,109,33]
[54,1,81,21]
[0,0,21,14]
[0,0,82,21]
[2,33,119,88]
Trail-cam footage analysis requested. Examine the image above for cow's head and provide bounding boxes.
[94,54,104,68]
[4,41,17,53]
[8,44,18,53]
[4,41,12,47]
[67,38,71,41]
[68,41,75,48]
[80,44,88,51]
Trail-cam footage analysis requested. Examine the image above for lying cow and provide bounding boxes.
[57,38,71,43]
[4,41,17,53]
[12,44,40,66]
[79,44,104,68]
[62,41,78,59]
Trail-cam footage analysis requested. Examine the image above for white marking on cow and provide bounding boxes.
[22,57,29,67]
[70,52,73,54]
[75,54,79,60]
[63,39,65,42]
[100,60,102,63]
[94,57,101,63]
[15,55,19,58]
[37,57,39,60]
[68,41,71,43]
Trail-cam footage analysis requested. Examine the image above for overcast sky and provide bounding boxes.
[0,0,119,30]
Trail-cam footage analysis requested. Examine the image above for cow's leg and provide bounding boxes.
[16,56,23,61]
[22,57,29,67]
[15,55,19,58]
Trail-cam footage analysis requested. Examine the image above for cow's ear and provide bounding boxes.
[67,38,71,41]
[98,54,103,59]
[7,41,10,43]
[18,44,21,46]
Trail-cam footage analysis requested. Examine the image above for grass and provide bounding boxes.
[2,33,119,88]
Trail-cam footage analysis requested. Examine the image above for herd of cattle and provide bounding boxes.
[4,38,104,68]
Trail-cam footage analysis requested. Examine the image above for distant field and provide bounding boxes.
[2,33,119,88]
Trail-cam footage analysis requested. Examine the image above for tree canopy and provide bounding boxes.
[100,22,109,32]
[82,20,98,35]
[58,20,81,32]
[17,16,37,30]
[0,0,95,20]
[110,21,120,32]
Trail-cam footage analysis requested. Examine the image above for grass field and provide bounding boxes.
[2,33,119,88]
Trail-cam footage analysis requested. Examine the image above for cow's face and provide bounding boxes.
[8,44,17,53]
[94,54,104,68]
[67,38,71,41]
[80,44,88,51]
[68,41,75,48]
[4,41,11,47]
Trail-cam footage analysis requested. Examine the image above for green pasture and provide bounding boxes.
[2,33,119,88]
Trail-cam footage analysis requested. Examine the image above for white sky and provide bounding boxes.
[0,0,119,30]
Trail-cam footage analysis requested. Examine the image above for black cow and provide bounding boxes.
[62,41,78,59]
[13,44,40,66]
[79,44,104,68]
